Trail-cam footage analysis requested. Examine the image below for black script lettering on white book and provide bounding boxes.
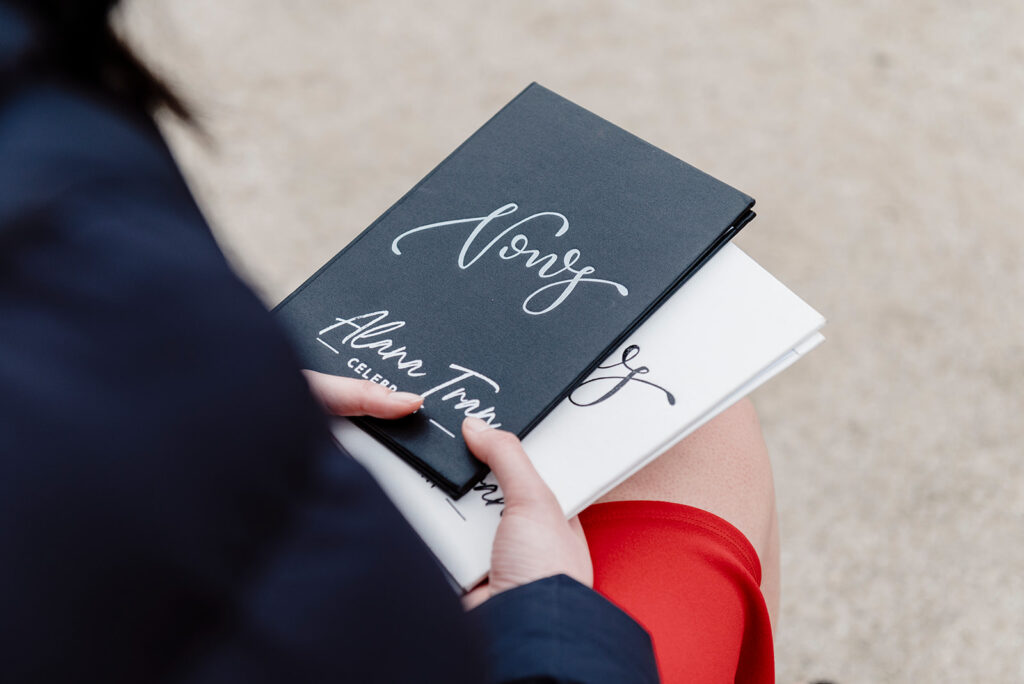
[569,344,676,408]
[318,311,503,428]
[390,203,629,315]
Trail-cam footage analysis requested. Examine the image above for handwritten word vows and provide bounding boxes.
[390,203,628,315]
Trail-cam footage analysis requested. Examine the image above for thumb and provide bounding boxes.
[461,583,491,611]
[461,417,559,512]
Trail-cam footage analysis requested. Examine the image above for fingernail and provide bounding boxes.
[391,391,422,405]
[463,417,491,433]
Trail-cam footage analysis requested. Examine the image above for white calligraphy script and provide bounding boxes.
[317,310,503,427]
[390,203,629,315]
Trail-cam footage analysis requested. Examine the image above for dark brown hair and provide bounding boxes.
[7,0,191,122]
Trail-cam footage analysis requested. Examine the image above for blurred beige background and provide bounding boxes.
[124,1,1024,681]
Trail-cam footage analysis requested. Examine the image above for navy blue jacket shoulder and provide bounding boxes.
[0,9,658,683]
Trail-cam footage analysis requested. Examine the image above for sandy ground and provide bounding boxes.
[124,1,1024,681]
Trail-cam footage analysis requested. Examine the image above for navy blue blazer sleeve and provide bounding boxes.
[472,575,659,683]
[0,31,660,683]
[0,79,488,683]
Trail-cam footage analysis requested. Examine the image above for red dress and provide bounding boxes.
[579,501,775,683]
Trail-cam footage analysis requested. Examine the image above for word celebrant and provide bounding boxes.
[390,202,629,315]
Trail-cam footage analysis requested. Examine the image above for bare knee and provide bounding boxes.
[596,398,781,627]
[596,398,776,561]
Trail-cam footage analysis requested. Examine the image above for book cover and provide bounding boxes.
[275,83,755,497]
[332,244,826,590]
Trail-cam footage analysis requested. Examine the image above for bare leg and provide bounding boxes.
[596,398,780,630]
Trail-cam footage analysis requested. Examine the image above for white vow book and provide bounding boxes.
[332,244,825,591]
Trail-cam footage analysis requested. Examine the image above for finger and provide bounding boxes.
[567,516,594,586]
[568,516,590,549]
[461,583,491,611]
[302,370,422,418]
[568,515,586,539]
[462,417,560,512]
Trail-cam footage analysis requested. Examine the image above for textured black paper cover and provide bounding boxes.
[275,84,755,497]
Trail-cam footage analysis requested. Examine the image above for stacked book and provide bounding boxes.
[275,84,825,591]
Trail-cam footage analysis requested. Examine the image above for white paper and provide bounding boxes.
[333,244,825,590]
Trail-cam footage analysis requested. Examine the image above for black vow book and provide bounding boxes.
[275,84,754,497]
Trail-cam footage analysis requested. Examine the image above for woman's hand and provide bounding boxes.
[461,417,593,609]
[302,370,423,418]
[303,373,591,607]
